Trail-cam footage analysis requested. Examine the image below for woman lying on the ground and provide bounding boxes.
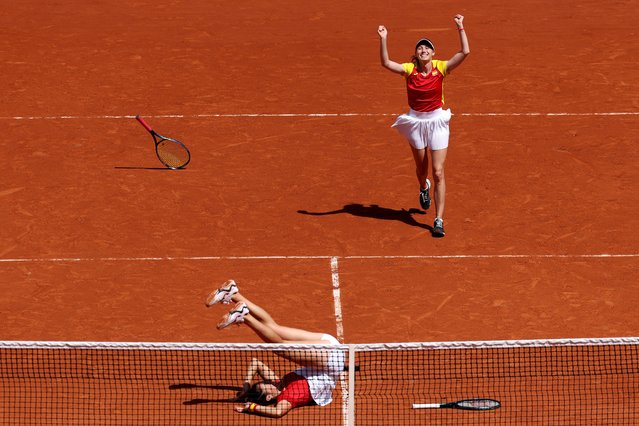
[206,280,345,418]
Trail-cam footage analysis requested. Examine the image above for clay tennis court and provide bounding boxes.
[1,0,638,424]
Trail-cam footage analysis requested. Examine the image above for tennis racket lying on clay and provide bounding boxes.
[135,115,191,169]
[413,398,500,410]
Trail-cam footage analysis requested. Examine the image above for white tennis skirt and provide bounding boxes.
[391,107,452,150]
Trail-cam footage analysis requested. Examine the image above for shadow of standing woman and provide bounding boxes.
[298,203,432,231]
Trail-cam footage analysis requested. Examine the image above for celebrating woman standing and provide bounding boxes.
[378,15,470,237]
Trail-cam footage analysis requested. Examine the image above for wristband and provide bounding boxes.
[458,27,465,31]
[248,403,257,413]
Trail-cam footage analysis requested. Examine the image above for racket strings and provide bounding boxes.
[157,139,190,169]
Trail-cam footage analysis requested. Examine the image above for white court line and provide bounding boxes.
[330,257,345,343]
[0,112,638,120]
[458,112,639,117]
[0,254,638,263]
[328,256,349,426]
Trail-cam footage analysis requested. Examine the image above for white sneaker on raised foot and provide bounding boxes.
[206,280,239,307]
[217,302,249,330]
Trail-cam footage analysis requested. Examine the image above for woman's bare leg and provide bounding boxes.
[230,293,327,344]
[410,147,430,190]
[431,148,448,219]
[227,294,334,368]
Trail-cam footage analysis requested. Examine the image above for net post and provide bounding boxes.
[347,344,356,426]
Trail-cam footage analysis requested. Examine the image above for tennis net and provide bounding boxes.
[1,337,638,425]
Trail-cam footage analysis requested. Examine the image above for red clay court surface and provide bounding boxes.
[1,0,638,424]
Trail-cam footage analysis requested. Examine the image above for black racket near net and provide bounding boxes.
[413,398,500,411]
[135,115,191,169]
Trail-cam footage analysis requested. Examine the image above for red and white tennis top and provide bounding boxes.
[275,361,344,408]
[401,60,449,112]
[275,372,314,408]
[275,337,344,409]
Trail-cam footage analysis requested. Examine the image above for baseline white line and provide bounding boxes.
[458,112,639,117]
[345,254,639,259]
[0,114,391,120]
[0,112,637,120]
[0,254,637,263]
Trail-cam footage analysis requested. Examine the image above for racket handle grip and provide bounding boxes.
[135,115,153,132]
[412,403,441,409]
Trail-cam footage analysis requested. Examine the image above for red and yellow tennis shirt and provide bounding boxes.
[401,60,448,112]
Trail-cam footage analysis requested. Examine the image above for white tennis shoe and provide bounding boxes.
[217,302,249,330]
[206,280,239,306]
